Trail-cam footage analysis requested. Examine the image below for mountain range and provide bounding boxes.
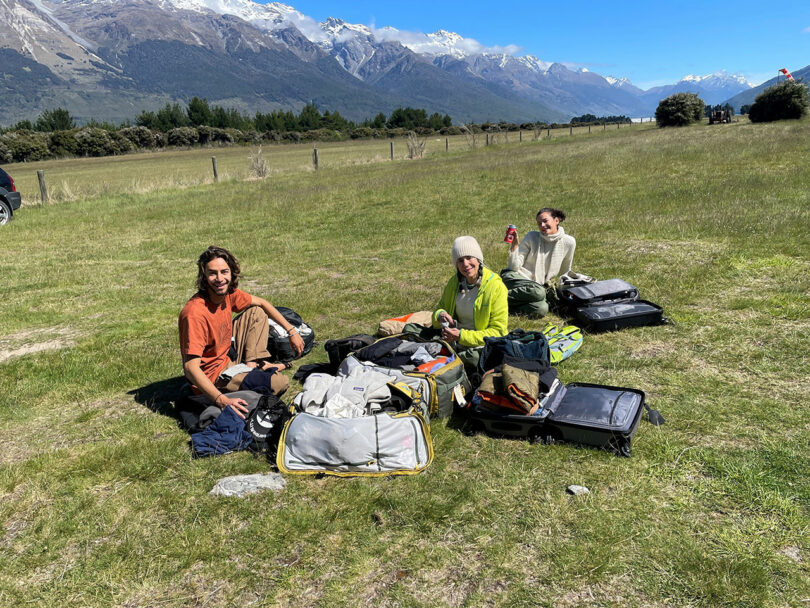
[0,0,761,126]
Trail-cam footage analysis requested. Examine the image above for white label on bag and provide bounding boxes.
[453,384,467,407]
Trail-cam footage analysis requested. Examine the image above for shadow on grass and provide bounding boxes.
[127,376,186,419]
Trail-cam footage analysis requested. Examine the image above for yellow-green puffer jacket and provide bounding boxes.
[432,266,509,348]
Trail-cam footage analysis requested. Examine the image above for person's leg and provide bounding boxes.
[232,306,271,365]
[224,369,289,396]
[457,346,482,376]
[500,269,547,315]
[513,299,549,317]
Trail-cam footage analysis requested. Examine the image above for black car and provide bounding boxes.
[0,167,22,225]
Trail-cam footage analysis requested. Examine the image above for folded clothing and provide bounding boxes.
[191,406,253,457]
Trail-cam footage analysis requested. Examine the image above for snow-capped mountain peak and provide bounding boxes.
[680,70,754,88]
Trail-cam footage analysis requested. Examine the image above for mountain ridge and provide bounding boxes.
[0,0,758,125]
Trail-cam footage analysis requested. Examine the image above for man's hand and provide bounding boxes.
[218,395,249,419]
[289,332,305,357]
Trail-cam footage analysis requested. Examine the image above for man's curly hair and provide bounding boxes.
[196,246,241,295]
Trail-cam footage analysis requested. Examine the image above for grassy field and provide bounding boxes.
[0,117,808,607]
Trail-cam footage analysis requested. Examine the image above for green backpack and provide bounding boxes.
[543,323,584,364]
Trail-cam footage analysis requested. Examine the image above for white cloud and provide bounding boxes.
[803,26,810,33]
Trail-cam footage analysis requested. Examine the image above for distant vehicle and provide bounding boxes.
[0,167,22,225]
[709,110,732,124]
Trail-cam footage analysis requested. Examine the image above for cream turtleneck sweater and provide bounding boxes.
[506,226,576,285]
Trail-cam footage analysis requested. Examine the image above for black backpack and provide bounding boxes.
[267,306,315,362]
[476,329,551,386]
[245,393,290,458]
[323,334,376,373]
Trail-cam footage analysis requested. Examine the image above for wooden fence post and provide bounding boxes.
[445,137,449,152]
[390,141,394,160]
[486,133,489,146]
[547,128,550,138]
[519,130,522,142]
[37,170,49,204]
[569,125,573,136]
[211,157,218,183]
[313,147,319,170]
[588,125,591,134]
[603,123,606,131]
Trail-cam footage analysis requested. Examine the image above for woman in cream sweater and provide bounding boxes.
[501,208,576,316]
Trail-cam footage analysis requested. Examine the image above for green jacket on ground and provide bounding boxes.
[433,267,509,348]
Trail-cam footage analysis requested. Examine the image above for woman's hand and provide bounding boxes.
[441,327,460,343]
[438,312,455,327]
[509,229,520,252]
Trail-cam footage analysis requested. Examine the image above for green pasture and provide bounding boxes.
[0,117,807,607]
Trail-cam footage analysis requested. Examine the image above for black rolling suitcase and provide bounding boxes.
[574,300,665,332]
[557,279,667,332]
[466,381,663,456]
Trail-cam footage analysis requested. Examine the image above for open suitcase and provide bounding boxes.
[467,381,660,456]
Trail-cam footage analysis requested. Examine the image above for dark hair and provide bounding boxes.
[537,207,566,222]
[196,246,241,295]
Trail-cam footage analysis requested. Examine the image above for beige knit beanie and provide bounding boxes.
[451,236,484,265]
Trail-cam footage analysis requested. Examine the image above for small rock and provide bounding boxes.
[210,473,286,497]
[566,484,590,496]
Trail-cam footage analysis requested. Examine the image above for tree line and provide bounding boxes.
[0,97,639,164]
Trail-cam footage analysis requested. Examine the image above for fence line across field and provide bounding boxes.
[298,120,653,171]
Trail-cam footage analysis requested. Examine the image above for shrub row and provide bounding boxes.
[0,121,593,163]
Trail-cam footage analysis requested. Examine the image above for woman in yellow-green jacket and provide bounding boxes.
[433,236,509,372]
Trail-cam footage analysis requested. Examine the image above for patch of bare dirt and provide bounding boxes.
[778,546,803,563]
[0,326,80,364]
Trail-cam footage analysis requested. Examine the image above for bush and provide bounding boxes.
[440,126,462,136]
[655,93,705,127]
[349,127,375,139]
[49,130,80,157]
[74,127,129,157]
[0,131,50,161]
[167,127,199,147]
[197,126,230,145]
[0,141,11,163]
[748,80,809,123]
[119,126,161,149]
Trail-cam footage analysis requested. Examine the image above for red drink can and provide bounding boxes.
[504,224,517,243]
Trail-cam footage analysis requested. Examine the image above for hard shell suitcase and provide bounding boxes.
[557,279,638,309]
[466,382,661,456]
[574,300,666,332]
[543,382,647,457]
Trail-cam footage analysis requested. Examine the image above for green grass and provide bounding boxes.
[1,118,808,607]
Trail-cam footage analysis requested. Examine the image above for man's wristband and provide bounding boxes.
[287,327,298,335]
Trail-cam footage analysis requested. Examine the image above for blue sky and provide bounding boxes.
[267,1,810,88]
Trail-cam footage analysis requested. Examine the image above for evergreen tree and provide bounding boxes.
[187,97,212,126]
[35,108,75,132]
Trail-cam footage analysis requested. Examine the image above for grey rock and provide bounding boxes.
[210,473,286,497]
[566,484,590,496]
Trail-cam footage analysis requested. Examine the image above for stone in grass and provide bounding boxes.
[210,473,286,497]
[566,484,590,496]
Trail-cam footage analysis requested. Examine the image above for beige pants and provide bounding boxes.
[219,306,290,396]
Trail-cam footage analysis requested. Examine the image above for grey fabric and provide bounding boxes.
[281,412,431,473]
[337,355,431,418]
[390,341,443,357]
[219,363,254,380]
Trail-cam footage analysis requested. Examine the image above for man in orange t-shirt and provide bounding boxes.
[178,246,305,419]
